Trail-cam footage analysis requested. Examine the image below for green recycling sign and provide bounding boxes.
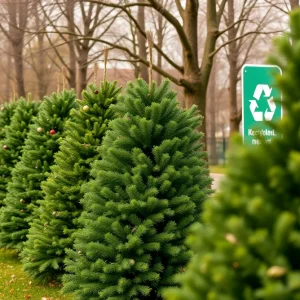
[242,64,282,145]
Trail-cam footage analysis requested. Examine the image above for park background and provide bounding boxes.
[0,0,294,163]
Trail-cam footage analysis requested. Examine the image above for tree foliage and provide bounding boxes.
[0,90,76,251]
[0,99,40,207]
[0,102,17,140]
[164,9,300,300]
[62,79,211,300]
[21,81,121,283]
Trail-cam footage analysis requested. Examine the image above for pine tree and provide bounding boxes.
[21,81,121,283]
[0,90,76,251]
[62,79,212,300]
[0,102,17,140]
[164,10,300,300]
[0,99,40,207]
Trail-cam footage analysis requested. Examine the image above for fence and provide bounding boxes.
[206,137,229,165]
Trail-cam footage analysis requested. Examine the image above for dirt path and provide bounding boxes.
[211,173,225,190]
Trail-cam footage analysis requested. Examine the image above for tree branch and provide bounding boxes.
[209,29,283,58]
[175,0,184,18]
[146,0,192,54]
[85,0,184,73]
[216,0,228,26]
[264,0,289,14]
[89,1,152,8]
[217,18,248,37]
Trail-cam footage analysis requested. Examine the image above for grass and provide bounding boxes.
[209,164,227,174]
[0,249,72,300]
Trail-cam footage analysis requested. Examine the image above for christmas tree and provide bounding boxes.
[62,79,212,300]
[0,102,17,140]
[0,90,76,251]
[0,99,40,207]
[21,81,121,283]
[0,101,18,205]
[164,10,300,300]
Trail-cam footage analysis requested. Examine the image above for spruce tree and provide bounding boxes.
[0,99,40,207]
[0,90,76,251]
[164,10,300,300]
[62,79,212,300]
[21,81,121,283]
[0,102,17,140]
[0,101,18,205]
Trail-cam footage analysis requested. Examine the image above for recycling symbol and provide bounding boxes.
[249,84,276,121]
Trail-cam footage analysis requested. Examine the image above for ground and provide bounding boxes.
[0,249,72,300]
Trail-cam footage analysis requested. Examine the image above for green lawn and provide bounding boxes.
[209,165,226,174]
[0,249,72,300]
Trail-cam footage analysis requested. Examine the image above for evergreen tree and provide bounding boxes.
[164,10,300,300]
[0,90,76,251]
[0,99,40,207]
[21,81,121,283]
[0,102,17,140]
[62,79,212,300]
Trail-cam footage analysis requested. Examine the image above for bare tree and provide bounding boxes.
[0,0,32,97]
[38,0,119,93]
[207,61,218,164]
[150,0,171,85]
[39,0,77,89]
[66,0,77,88]
[137,0,148,81]
[61,1,117,93]
[227,0,239,133]
[0,42,13,101]
[265,0,299,13]
[156,11,163,85]
[93,0,280,140]
[84,0,231,138]
[119,9,140,78]
[26,4,49,98]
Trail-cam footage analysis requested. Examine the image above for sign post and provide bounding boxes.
[242,64,282,145]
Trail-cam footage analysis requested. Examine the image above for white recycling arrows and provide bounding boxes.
[253,84,272,100]
[265,97,276,121]
[249,84,276,121]
[249,100,263,121]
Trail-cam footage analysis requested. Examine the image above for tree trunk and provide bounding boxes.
[183,0,200,110]
[184,85,207,145]
[137,0,148,81]
[66,0,76,89]
[207,63,218,164]
[6,0,28,98]
[13,44,26,98]
[78,47,89,94]
[34,6,47,99]
[37,34,47,99]
[132,26,139,78]
[228,0,240,134]
[5,51,12,101]
[290,0,299,9]
[156,12,163,85]
[183,0,218,140]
